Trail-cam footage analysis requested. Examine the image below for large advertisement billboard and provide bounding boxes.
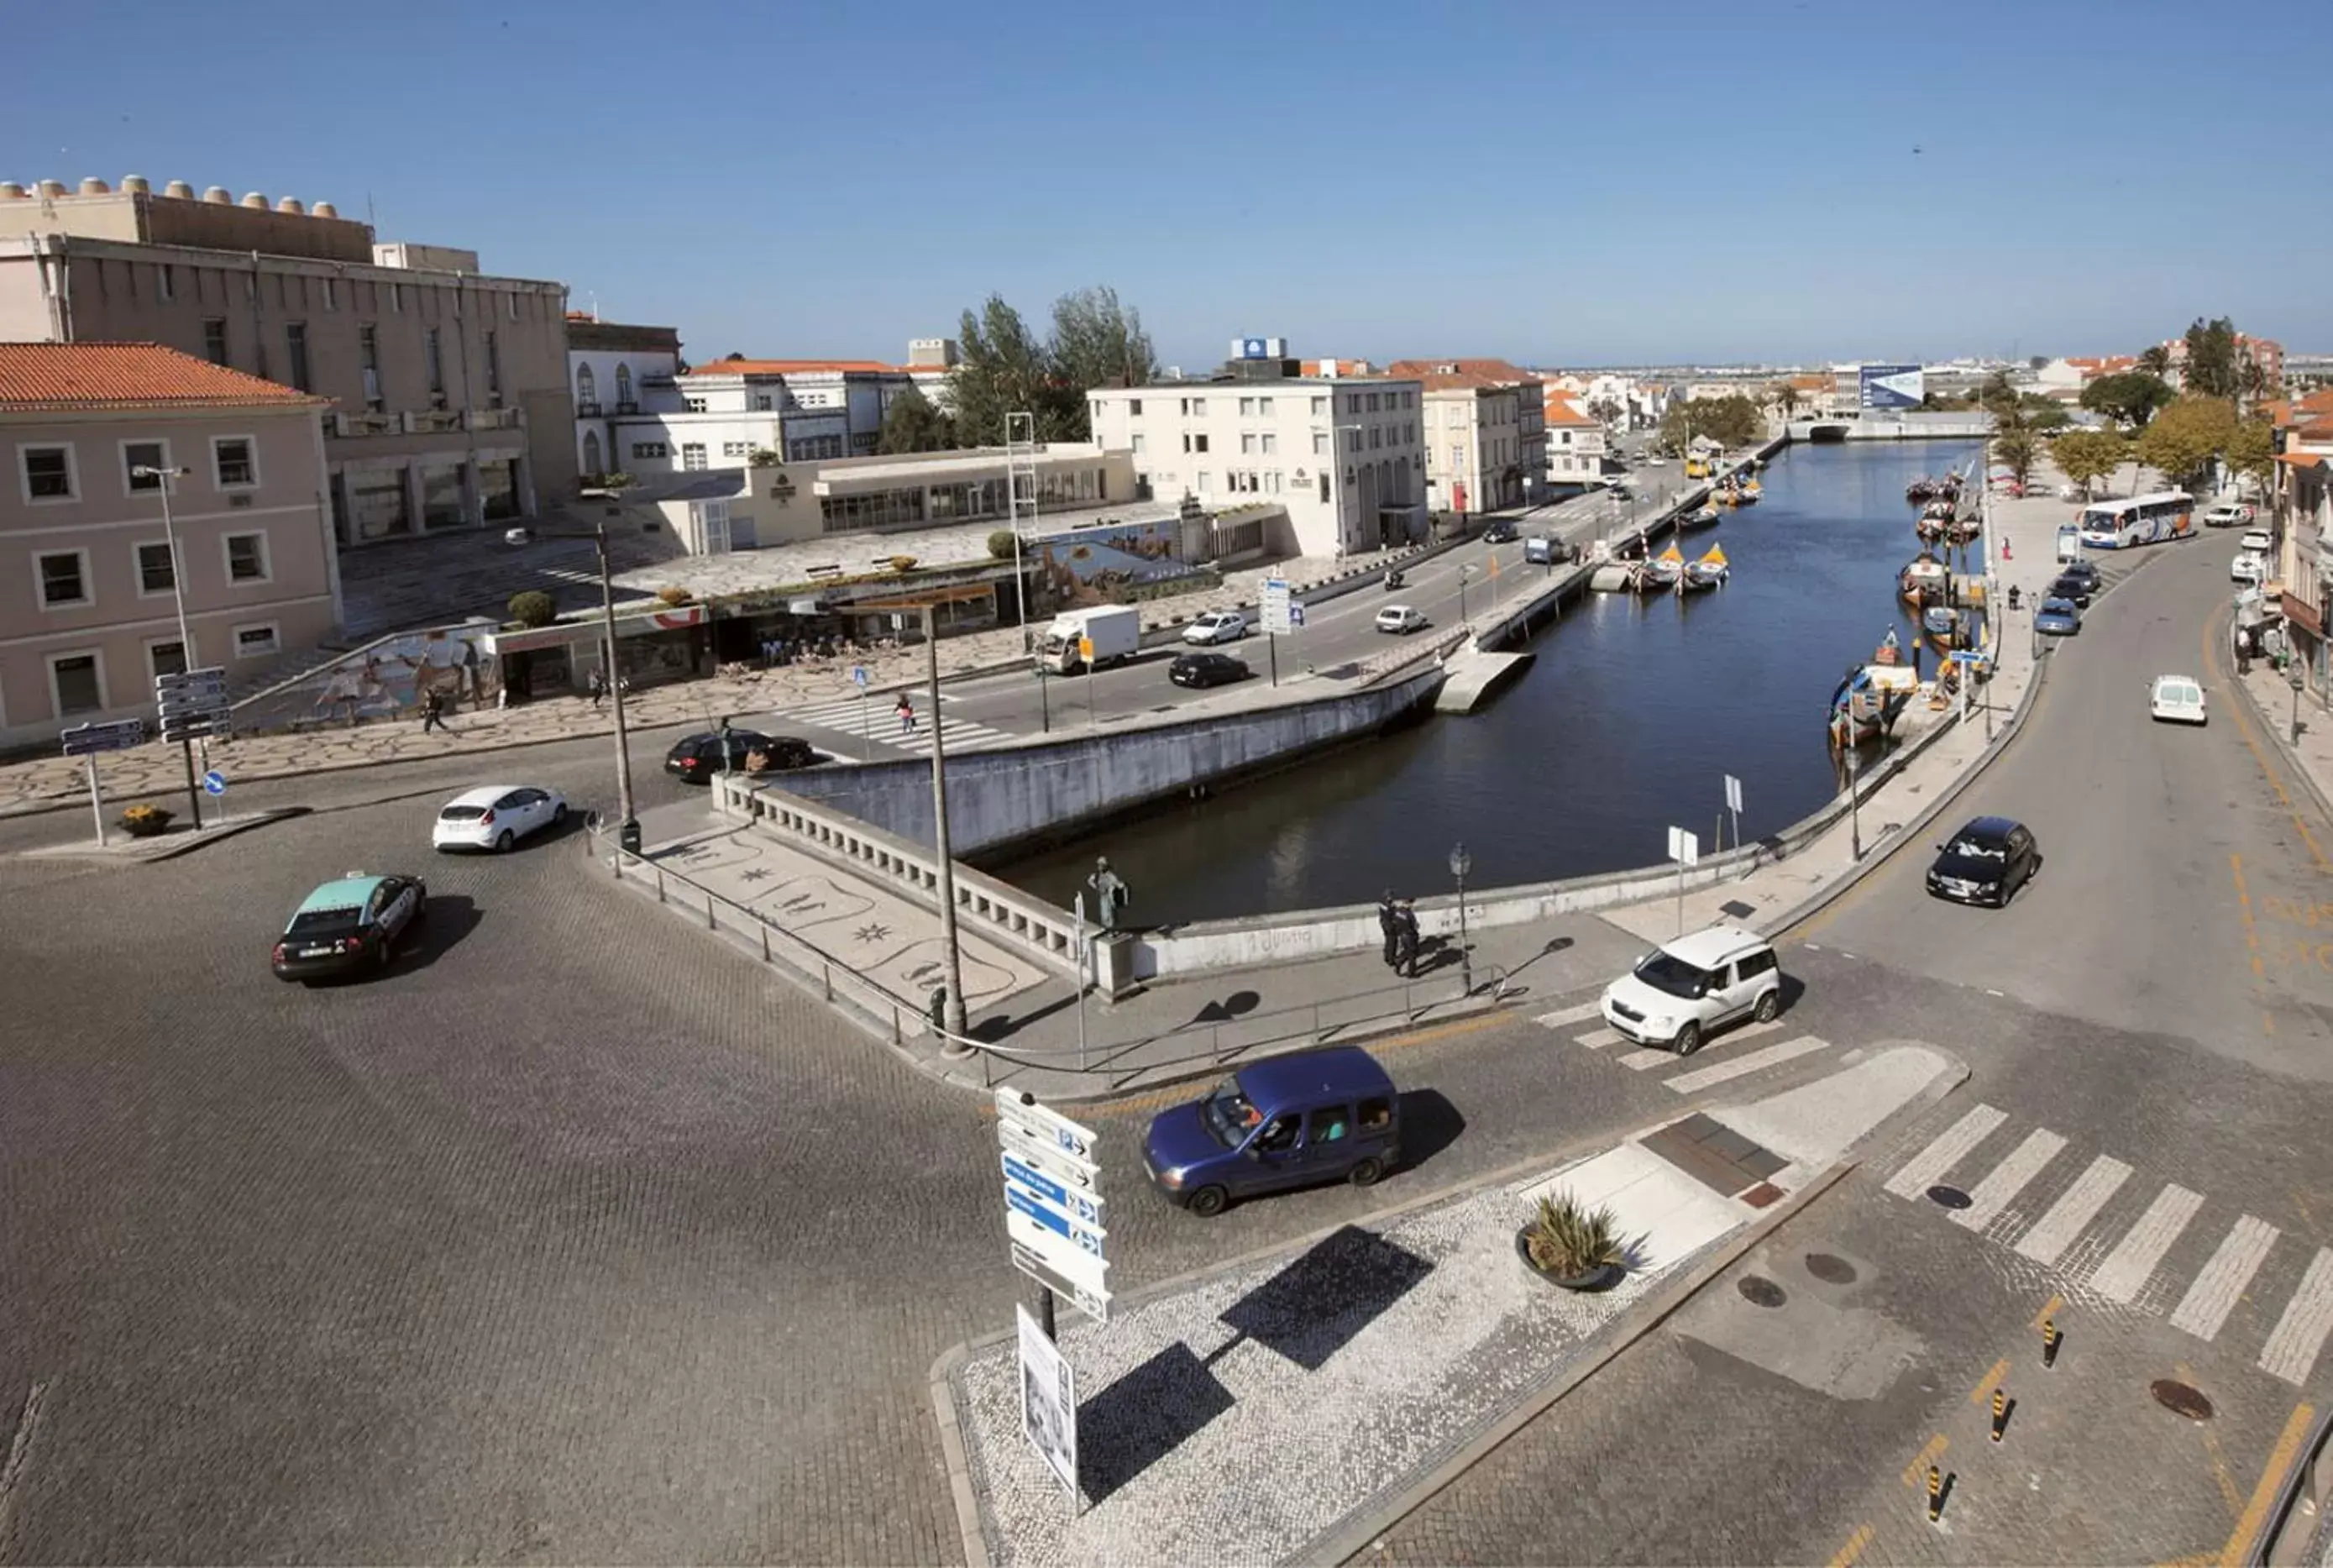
[1859,364,1925,410]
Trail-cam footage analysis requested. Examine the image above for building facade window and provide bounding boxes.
[224,532,270,583]
[47,652,104,717]
[137,540,176,595]
[484,331,501,406]
[285,322,312,392]
[390,283,403,312]
[616,364,634,408]
[322,277,337,312]
[1130,433,1146,454]
[36,548,91,607]
[233,623,280,658]
[21,444,76,501]
[147,639,187,682]
[752,394,772,412]
[576,363,597,407]
[212,437,258,489]
[681,443,708,470]
[684,398,707,413]
[198,317,230,368]
[359,325,383,412]
[631,442,668,460]
[1128,398,1143,416]
[424,329,445,405]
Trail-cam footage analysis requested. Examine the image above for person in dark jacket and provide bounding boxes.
[1393,899,1421,978]
[1378,891,1401,971]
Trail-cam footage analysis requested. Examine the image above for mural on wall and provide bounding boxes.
[1031,518,1203,606]
[237,626,501,732]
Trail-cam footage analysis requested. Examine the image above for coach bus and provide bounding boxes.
[2077,490,2194,549]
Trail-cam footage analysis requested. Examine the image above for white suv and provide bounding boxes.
[1600,924,1785,1056]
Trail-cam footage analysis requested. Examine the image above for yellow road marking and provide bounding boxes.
[2220,1401,2317,1568]
[2232,855,2267,980]
[2156,1553,2220,1568]
[2032,1293,2065,1330]
[2210,607,2332,873]
[1827,1523,1874,1568]
[1968,1356,2010,1406]
[1901,1432,1948,1488]
[2180,1363,2247,1518]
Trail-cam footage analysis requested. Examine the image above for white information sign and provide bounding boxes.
[1017,1303,1078,1502]
[1667,826,1700,866]
[1723,774,1743,815]
[998,1092,1110,1322]
[1261,577,1294,637]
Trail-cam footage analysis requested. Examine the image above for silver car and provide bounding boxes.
[1182,610,1249,645]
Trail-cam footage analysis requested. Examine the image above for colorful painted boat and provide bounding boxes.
[1682,544,1729,591]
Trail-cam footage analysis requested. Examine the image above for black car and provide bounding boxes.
[1169,652,1250,689]
[1483,520,1518,543]
[270,872,427,982]
[2049,566,2098,606]
[1926,815,2041,907]
[663,729,816,782]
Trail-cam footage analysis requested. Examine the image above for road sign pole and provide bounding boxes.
[1073,891,1089,1072]
[179,737,203,830]
[85,752,107,848]
[1267,631,1278,688]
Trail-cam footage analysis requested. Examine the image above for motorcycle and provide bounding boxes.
[1383,569,1406,592]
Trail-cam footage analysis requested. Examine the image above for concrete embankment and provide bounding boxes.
[766,661,1448,863]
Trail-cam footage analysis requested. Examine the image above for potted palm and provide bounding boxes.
[1517,1192,1626,1291]
[119,803,174,839]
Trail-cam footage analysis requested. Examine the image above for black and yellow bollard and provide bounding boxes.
[1926,1465,1944,1523]
[1990,1388,2009,1443]
[2042,1317,2061,1369]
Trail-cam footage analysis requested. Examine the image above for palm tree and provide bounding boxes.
[1772,382,1803,421]
[1993,427,2041,491]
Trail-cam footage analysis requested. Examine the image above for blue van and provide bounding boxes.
[1141,1046,1401,1217]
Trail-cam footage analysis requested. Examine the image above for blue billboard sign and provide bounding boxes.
[1859,364,1925,411]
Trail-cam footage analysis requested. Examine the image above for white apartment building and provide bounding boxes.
[568,316,683,480]
[1543,388,1608,490]
[1392,360,1544,516]
[1087,349,1426,558]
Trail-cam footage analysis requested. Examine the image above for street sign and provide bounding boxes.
[852,665,870,690]
[202,769,227,797]
[1723,774,1743,815]
[1006,1182,1107,1253]
[1077,635,1094,663]
[1667,826,1700,866]
[998,1091,1109,1321]
[1006,1211,1112,1296]
[1012,1241,1111,1323]
[1290,602,1305,628]
[1004,1151,1106,1226]
[999,1119,1100,1189]
[60,719,146,756]
[1017,1303,1079,1502]
[995,1089,1099,1161]
[1261,577,1293,636]
[155,667,228,696]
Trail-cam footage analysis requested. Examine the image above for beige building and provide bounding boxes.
[0,342,338,748]
[1390,360,1544,515]
[0,176,575,552]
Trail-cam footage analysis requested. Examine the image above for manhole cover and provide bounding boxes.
[2151,1380,2214,1421]
[1805,1252,1859,1284]
[1927,1185,1974,1210]
[1737,1276,1787,1308]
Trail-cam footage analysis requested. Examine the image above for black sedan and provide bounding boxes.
[1482,520,1518,543]
[663,729,816,783]
[271,872,427,982]
[1169,652,1250,689]
[2048,567,2097,606]
[1926,815,2041,907]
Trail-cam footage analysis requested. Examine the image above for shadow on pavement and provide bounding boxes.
[1078,1341,1235,1504]
[402,894,480,971]
[1396,1088,1465,1172]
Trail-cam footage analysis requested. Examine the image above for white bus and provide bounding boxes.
[2078,490,2194,549]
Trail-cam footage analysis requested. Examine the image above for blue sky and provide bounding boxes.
[9,0,2328,368]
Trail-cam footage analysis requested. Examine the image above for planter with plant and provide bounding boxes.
[1516,1192,1626,1290]
[120,803,175,839]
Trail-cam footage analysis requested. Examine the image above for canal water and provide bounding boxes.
[1000,438,1985,922]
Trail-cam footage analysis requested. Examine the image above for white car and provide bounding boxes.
[1375,605,1429,635]
[2203,503,2246,528]
[1600,925,1784,1057]
[1182,610,1249,646]
[1645,455,1670,467]
[2231,552,2267,585]
[2240,528,2273,555]
[431,784,569,852]
[2150,674,2207,725]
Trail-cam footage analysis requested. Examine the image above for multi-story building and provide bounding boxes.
[2163,333,2284,392]
[0,341,338,748]
[2273,393,2333,706]
[1087,343,1426,558]
[1387,360,1543,515]
[568,314,682,480]
[0,176,575,549]
[1542,388,1608,490]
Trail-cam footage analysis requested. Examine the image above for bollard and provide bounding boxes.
[1990,1388,2008,1443]
[760,922,770,963]
[1926,1465,1944,1523]
[655,868,666,904]
[823,962,834,1002]
[2042,1318,2061,1369]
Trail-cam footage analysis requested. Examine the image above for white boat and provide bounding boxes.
[1641,543,1684,592]
[1681,544,1728,591]
[1899,550,1949,605]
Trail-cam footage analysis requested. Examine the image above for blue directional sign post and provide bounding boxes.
[59,718,147,848]
[995,1089,1110,1330]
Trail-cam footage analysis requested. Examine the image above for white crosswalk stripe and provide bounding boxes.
[2088,1184,2205,1303]
[1572,1026,1624,1050]
[2013,1155,2133,1266]
[1662,1035,1831,1095]
[764,697,1024,754]
[1533,1002,1602,1030]
[1949,1129,2065,1231]
[1884,1104,2008,1200]
[2169,1215,2280,1341]
[2258,1248,2333,1387]
[1623,1019,1786,1072]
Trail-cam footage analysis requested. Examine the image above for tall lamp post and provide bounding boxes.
[1457,563,1474,629]
[133,464,207,826]
[1449,842,1472,995]
[534,523,639,853]
[1846,741,1863,861]
[915,600,971,1041]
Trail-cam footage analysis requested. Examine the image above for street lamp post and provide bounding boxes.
[1847,741,1863,861]
[919,602,971,1041]
[1449,842,1472,995]
[533,522,639,852]
[133,464,207,827]
[1457,564,1472,628]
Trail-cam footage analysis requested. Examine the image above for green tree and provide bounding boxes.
[2051,428,2128,500]
[507,590,557,628]
[2181,317,2241,401]
[2239,356,2272,415]
[874,385,956,454]
[2136,396,2236,488]
[2079,370,2175,428]
[1768,382,1802,421]
[948,295,1067,448]
[2018,396,2070,432]
[1049,286,1156,400]
[1659,392,1764,453]
[2136,343,2173,380]
[1993,427,2041,489]
[2226,417,2276,499]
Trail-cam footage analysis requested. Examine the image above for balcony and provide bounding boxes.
[616,401,638,415]
[577,400,602,417]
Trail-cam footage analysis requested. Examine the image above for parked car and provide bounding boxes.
[1376,605,1429,635]
[1482,520,1518,543]
[2053,559,2100,595]
[1599,925,1784,1057]
[1168,652,1250,689]
[1182,610,1249,646]
[270,872,427,982]
[1926,816,2040,908]
[2033,596,2082,636]
[663,729,816,783]
[1141,1046,1399,1217]
[2149,674,2207,725]
[2204,503,2246,528]
[2047,570,2094,607]
[2232,552,2267,585]
[2240,528,2273,556]
[431,784,569,852]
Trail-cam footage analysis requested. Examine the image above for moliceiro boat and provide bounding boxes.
[1641,543,1685,592]
[1922,603,1980,653]
[1681,544,1729,591]
[1899,550,1949,606]
[1829,660,1918,747]
[1679,503,1723,530]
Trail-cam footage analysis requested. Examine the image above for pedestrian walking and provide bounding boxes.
[1393,899,1420,978]
[895,692,916,734]
[1377,889,1401,972]
[588,669,607,712]
[421,686,452,734]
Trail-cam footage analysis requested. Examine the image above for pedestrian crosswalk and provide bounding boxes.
[1528,996,1843,1097]
[1883,1104,2333,1387]
[763,695,1023,757]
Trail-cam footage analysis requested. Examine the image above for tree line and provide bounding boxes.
[876,286,1157,455]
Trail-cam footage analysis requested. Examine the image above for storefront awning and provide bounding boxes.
[850,583,999,612]
[483,601,705,655]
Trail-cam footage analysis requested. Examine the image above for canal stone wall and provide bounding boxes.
[746,661,1450,865]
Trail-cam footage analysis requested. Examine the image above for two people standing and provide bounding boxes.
[1377,890,1421,978]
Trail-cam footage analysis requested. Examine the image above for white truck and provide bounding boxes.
[1035,605,1140,675]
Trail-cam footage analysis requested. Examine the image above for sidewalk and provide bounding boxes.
[2227,640,2333,822]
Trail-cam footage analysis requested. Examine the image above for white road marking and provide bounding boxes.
[1884,1104,2008,1199]
[2088,1184,2205,1303]
[1533,1001,1602,1030]
[1662,1035,1831,1094]
[1572,1026,1623,1050]
[2013,1154,2133,1265]
[2169,1215,2280,1342]
[1622,1018,1785,1072]
[1950,1129,2066,1230]
[2258,1247,2333,1386]
[1984,989,2005,998]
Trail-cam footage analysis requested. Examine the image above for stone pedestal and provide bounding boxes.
[1093,931,1140,1000]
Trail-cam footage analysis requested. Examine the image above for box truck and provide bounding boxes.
[1035,605,1140,674]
